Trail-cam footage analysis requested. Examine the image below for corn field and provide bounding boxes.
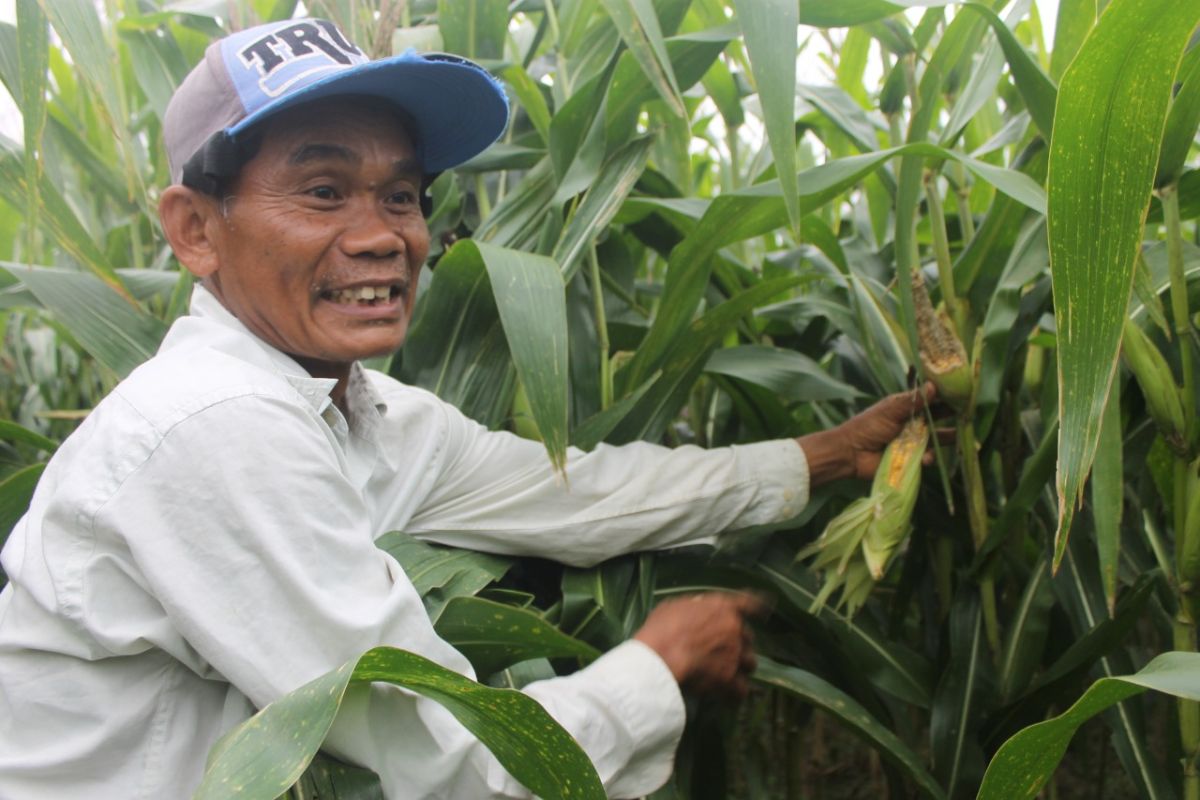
[2,0,1200,797]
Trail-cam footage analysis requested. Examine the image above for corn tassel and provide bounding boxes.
[913,271,973,412]
[798,418,929,615]
[1122,317,1187,456]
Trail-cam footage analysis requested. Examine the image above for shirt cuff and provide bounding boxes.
[575,639,686,797]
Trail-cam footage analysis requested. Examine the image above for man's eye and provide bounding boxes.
[387,190,418,206]
[308,186,339,201]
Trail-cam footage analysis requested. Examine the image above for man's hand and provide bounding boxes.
[633,592,767,699]
[797,382,938,486]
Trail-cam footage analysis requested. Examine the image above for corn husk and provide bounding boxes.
[1121,317,1187,456]
[798,418,928,615]
[913,271,973,412]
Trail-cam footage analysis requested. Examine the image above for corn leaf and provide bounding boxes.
[1092,384,1123,615]
[756,554,935,708]
[1157,45,1200,188]
[434,596,601,677]
[0,420,57,453]
[997,557,1055,704]
[1048,0,1200,568]
[704,345,865,402]
[930,593,988,798]
[621,141,1045,392]
[978,651,1200,800]
[16,0,47,256]
[755,657,947,800]
[799,0,953,28]
[0,462,44,545]
[958,3,1058,140]
[731,0,799,232]
[608,276,802,443]
[3,264,165,378]
[194,646,605,800]
[437,0,508,60]
[598,0,685,118]
[0,148,128,296]
[1049,0,1097,81]
[553,136,653,281]
[473,242,569,472]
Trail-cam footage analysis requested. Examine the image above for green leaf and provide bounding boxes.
[294,753,383,800]
[375,531,512,622]
[609,277,803,443]
[501,64,552,145]
[704,345,865,403]
[194,647,605,800]
[598,0,685,117]
[978,651,1200,800]
[553,136,653,281]
[755,657,947,800]
[622,141,1044,393]
[0,419,57,453]
[1049,0,1097,81]
[1157,44,1200,188]
[0,152,128,294]
[930,593,988,798]
[798,0,953,28]
[756,553,935,708]
[997,557,1055,703]
[434,596,601,677]
[16,0,47,255]
[731,0,799,232]
[957,2,1058,140]
[471,241,570,474]
[1092,384,1123,615]
[436,0,508,59]
[569,372,657,451]
[1048,0,1200,568]
[2,264,165,378]
[604,27,733,144]
[0,462,44,544]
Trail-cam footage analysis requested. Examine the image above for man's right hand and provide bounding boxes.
[633,592,767,699]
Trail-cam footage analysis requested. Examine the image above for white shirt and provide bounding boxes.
[0,286,810,799]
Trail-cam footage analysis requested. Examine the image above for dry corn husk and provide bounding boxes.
[1121,317,1187,456]
[913,271,973,412]
[798,418,929,615]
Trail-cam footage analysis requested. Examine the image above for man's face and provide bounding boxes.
[203,99,431,375]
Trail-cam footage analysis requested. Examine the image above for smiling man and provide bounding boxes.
[0,18,933,799]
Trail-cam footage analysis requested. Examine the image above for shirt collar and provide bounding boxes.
[182,285,388,420]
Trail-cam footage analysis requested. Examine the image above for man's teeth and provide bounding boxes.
[327,286,394,304]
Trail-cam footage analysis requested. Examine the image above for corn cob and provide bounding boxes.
[1122,317,1187,456]
[913,270,973,412]
[798,418,928,615]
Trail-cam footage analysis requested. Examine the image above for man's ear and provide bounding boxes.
[158,185,223,278]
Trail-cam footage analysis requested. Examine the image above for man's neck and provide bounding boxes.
[294,357,352,413]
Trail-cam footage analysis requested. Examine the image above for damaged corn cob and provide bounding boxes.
[798,417,929,615]
[913,270,973,412]
[1121,317,1188,456]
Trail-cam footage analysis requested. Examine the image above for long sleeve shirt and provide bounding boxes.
[0,286,810,799]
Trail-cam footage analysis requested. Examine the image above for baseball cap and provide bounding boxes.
[163,18,509,188]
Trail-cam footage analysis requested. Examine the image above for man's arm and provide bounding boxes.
[98,392,687,798]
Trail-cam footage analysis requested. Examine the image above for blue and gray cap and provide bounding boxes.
[163,18,509,188]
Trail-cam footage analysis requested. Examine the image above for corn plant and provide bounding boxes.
[3,0,1200,798]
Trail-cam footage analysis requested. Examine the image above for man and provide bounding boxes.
[0,18,932,799]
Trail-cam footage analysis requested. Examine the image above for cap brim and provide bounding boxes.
[227,51,509,174]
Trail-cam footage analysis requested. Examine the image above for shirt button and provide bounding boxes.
[783,490,795,501]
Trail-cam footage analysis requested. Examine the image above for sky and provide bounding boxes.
[0,0,1061,143]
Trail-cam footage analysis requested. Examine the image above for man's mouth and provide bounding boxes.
[320,284,402,307]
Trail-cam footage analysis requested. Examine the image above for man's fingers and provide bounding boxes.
[731,590,772,620]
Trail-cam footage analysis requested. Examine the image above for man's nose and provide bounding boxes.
[341,202,405,258]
